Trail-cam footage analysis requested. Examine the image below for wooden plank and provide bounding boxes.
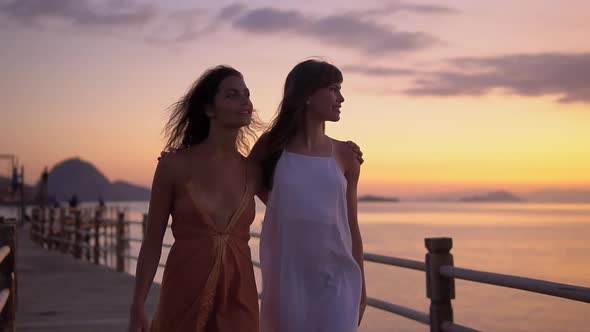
[0,289,10,312]
[0,246,10,264]
[15,227,160,331]
[0,222,16,329]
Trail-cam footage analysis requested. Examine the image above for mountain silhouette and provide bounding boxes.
[46,158,150,202]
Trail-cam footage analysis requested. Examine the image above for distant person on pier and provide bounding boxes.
[68,194,79,209]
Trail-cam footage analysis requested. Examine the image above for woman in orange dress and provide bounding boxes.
[128,65,260,332]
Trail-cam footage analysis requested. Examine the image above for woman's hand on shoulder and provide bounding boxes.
[345,140,364,165]
[157,144,188,161]
[334,139,361,180]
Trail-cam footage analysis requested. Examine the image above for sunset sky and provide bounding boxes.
[1,0,589,197]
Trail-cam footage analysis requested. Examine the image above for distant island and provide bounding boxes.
[459,190,524,203]
[358,195,400,202]
[42,158,151,202]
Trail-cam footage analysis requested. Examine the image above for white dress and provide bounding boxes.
[260,147,362,332]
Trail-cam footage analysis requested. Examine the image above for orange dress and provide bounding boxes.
[150,172,259,332]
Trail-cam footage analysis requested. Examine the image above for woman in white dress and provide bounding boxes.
[250,59,367,332]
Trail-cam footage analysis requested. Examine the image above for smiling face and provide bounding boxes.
[207,75,253,129]
[306,82,345,122]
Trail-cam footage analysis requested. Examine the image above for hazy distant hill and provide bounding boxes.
[108,181,151,201]
[523,189,590,203]
[409,190,491,202]
[460,190,524,203]
[46,158,150,202]
[358,195,400,202]
[411,188,590,203]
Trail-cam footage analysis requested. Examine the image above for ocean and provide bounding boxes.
[4,201,589,331]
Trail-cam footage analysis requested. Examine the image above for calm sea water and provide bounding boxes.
[4,202,589,331]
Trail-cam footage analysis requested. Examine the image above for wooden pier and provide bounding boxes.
[8,218,159,331]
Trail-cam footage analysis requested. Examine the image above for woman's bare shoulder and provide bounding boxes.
[331,138,360,176]
[156,145,200,181]
[330,138,353,159]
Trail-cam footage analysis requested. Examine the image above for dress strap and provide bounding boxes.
[328,138,334,157]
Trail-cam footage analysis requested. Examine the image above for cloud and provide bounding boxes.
[0,0,157,28]
[0,0,209,44]
[347,0,457,18]
[0,1,444,55]
[232,7,440,54]
[342,64,417,76]
[404,53,590,103]
[149,9,213,43]
[217,3,247,20]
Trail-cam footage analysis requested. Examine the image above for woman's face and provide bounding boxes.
[306,82,345,122]
[208,75,253,128]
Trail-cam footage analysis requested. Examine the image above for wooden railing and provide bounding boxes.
[0,217,17,332]
[30,207,590,332]
[30,207,129,272]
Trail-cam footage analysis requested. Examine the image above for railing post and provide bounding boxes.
[39,208,46,247]
[425,237,455,332]
[116,212,125,273]
[107,223,112,267]
[94,210,101,265]
[73,211,82,259]
[48,209,55,250]
[105,222,110,267]
[142,213,148,240]
[30,208,39,242]
[85,223,91,261]
[59,208,66,253]
[0,220,17,331]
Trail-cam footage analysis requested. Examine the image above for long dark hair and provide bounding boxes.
[260,59,343,189]
[163,65,262,154]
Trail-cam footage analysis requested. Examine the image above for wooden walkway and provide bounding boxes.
[15,226,160,331]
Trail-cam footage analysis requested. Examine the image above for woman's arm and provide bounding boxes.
[342,142,367,326]
[129,158,175,330]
